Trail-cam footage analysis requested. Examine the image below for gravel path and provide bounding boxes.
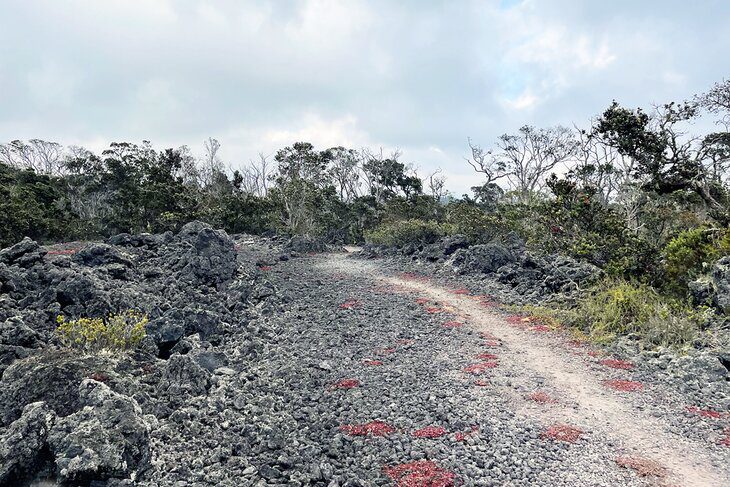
[136,246,730,486]
[317,253,729,486]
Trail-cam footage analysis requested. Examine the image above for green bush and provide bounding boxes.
[365,219,450,247]
[563,280,707,347]
[444,203,509,243]
[56,310,148,352]
[662,226,727,292]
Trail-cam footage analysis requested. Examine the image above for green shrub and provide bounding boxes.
[365,219,450,247]
[664,227,717,280]
[444,203,509,243]
[662,226,728,292]
[564,280,707,347]
[56,310,148,352]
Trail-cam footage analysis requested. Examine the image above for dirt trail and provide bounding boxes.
[322,254,729,487]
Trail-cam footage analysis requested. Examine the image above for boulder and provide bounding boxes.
[0,353,112,426]
[73,243,133,268]
[47,379,150,483]
[0,401,56,485]
[0,237,46,267]
[176,222,237,287]
[286,236,327,254]
[439,235,469,256]
[688,276,715,307]
[447,243,517,275]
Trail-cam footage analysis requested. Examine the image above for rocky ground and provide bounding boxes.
[0,227,728,486]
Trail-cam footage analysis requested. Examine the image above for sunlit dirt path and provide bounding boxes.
[320,253,729,487]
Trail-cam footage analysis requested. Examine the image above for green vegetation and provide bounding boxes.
[365,219,449,247]
[4,79,730,349]
[56,310,148,352]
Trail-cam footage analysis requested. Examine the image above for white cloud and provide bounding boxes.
[1,0,729,196]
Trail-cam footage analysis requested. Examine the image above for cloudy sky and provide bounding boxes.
[1,0,728,194]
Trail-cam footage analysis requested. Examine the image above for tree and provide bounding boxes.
[361,148,422,203]
[465,137,508,186]
[595,101,729,218]
[270,142,335,235]
[239,153,272,197]
[498,125,578,203]
[426,169,447,202]
[0,139,65,176]
[329,147,361,202]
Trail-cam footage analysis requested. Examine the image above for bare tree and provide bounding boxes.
[498,125,578,202]
[427,169,447,201]
[0,139,65,175]
[328,147,361,202]
[239,153,272,197]
[176,145,201,188]
[199,137,225,189]
[698,78,730,127]
[465,138,508,186]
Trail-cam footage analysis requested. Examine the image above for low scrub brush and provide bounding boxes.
[56,310,148,352]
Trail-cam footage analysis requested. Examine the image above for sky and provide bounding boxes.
[1,0,728,195]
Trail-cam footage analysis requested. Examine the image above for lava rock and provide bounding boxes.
[73,243,133,268]
[0,237,44,266]
[47,379,151,483]
[0,401,56,485]
[447,243,517,274]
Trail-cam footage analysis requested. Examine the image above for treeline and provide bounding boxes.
[2,80,730,301]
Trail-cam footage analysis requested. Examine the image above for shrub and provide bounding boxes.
[565,280,708,347]
[444,202,509,243]
[56,310,148,352]
[365,219,450,247]
[524,280,710,348]
[662,226,727,292]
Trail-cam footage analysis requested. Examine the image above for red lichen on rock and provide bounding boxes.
[455,426,479,442]
[415,298,430,305]
[476,352,498,360]
[384,460,456,487]
[339,299,361,309]
[541,424,584,443]
[340,421,395,437]
[615,456,667,478]
[88,372,109,383]
[332,379,360,389]
[506,315,531,326]
[587,350,603,357]
[530,325,551,332]
[473,379,490,386]
[452,288,471,295]
[443,321,463,328]
[363,360,383,366]
[463,361,498,374]
[686,406,723,419]
[528,391,556,404]
[413,426,448,438]
[604,379,643,392]
[400,272,429,282]
[599,358,635,370]
[378,347,397,355]
[425,306,443,314]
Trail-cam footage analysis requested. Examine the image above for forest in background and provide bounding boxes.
[2,79,730,347]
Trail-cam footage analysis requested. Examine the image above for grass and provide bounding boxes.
[515,279,716,350]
